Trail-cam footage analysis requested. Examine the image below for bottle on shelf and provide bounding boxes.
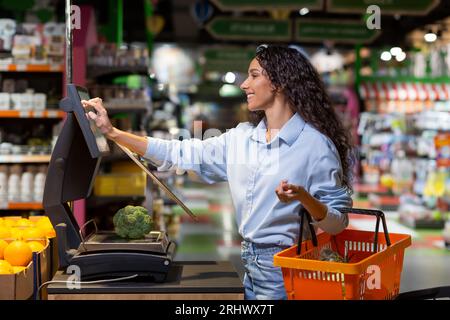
[7,164,21,202]
[33,165,46,202]
[20,165,35,202]
[0,165,8,204]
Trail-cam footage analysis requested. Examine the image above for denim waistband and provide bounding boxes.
[241,240,290,255]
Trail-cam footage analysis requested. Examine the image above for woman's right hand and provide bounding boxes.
[81,97,116,139]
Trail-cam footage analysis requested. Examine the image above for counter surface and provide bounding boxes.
[46,260,244,300]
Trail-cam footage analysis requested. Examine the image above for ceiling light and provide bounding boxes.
[299,8,309,15]
[395,51,406,62]
[424,29,437,42]
[380,51,392,61]
[224,72,236,84]
[390,47,402,56]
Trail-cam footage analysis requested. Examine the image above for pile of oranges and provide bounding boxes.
[0,216,55,275]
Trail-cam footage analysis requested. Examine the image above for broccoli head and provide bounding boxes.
[113,205,153,239]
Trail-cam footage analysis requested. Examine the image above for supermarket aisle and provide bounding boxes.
[172,181,450,293]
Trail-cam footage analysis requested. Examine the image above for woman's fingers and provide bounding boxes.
[83,98,107,115]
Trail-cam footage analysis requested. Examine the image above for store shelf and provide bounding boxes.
[0,154,51,163]
[87,65,148,78]
[0,64,64,72]
[368,194,400,210]
[0,110,65,119]
[0,202,43,210]
[354,183,389,195]
[107,106,148,115]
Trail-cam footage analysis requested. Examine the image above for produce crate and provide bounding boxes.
[0,261,35,300]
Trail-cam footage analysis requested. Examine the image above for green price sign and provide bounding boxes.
[327,0,440,15]
[295,19,380,43]
[210,0,323,11]
[206,17,292,41]
[202,47,256,72]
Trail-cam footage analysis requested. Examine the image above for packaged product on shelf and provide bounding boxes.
[434,133,450,167]
[43,22,65,65]
[7,165,21,202]
[32,93,46,111]
[0,165,8,204]
[0,19,16,52]
[33,165,46,202]
[20,166,35,202]
[391,155,414,194]
[0,93,10,110]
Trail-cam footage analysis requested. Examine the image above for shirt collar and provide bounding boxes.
[251,113,306,146]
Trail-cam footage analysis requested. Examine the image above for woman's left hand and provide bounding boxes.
[275,180,305,203]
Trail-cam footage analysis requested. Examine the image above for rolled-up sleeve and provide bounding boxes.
[306,144,352,235]
[143,132,229,184]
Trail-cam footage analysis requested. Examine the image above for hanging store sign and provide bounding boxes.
[327,0,440,15]
[295,19,380,43]
[202,47,255,72]
[209,0,323,11]
[206,17,292,41]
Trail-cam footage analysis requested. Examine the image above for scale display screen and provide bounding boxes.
[75,87,110,154]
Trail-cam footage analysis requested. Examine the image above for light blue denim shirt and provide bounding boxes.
[144,113,352,246]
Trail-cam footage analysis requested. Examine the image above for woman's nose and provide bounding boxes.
[240,78,248,90]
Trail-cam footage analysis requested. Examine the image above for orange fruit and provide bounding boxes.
[4,240,33,267]
[0,226,11,239]
[0,260,13,274]
[22,228,46,244]
[0,239,8,259]
[27,241,45,253]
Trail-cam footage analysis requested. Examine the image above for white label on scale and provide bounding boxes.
[19,111,29,118]
[16,65,27,71]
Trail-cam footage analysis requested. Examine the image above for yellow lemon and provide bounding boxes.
[2,219,16,228]
[16,218,34,228]
[27,241,45,253]
[0,239,8,259]
[9,228,24,241]
[0,260,13,274]
[0,226,11,240]
[13,266,26,274]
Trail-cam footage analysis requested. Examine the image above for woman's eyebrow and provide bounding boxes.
[249,68,261,73]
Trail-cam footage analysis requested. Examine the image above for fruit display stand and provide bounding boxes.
[0,242,51,300]
[0,260,35,300]
[0,216,56,300]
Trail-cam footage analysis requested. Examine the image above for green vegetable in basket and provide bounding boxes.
[113,205,153,239]
[319,248,346,263]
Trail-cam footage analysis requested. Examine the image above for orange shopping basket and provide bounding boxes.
[274,207,412,300]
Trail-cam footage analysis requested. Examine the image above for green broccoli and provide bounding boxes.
[113,205,153,239]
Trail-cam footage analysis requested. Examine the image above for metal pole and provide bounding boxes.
[65,0,73,84]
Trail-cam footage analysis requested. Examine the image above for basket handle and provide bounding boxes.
[296,207,391,255]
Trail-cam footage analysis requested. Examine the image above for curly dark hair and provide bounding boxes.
[250,45,354,191]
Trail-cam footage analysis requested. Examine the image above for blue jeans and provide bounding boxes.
[241,241,289,300]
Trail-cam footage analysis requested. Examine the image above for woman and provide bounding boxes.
[82,45,353,300]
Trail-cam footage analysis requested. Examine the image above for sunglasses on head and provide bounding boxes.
[256,44,269,54]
